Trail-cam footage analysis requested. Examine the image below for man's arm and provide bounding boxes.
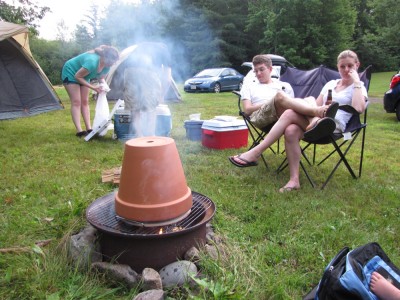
[242,98,263,116]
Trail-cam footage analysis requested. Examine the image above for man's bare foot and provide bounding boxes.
[370,271,400,300]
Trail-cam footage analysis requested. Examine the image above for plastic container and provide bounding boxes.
[114,110,134,141]
[184,120,204,141]
[114,104,172,140]
[155,104,172,137]
[189,113,201,120]
[201,119,248,149]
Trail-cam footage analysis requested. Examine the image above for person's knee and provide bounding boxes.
[71,98,81,107]
[285,124,303,140]
[274,90,285,103]
[280,109,296,119]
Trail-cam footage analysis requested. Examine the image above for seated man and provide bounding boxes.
[229,54,338,192]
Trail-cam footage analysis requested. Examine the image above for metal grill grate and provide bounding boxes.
[86,191,214,236]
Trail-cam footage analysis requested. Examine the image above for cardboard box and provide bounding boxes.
[201,118,248,149]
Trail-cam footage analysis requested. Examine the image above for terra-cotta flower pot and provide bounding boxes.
[115,137,192,225]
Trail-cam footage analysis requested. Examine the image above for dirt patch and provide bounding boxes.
[369,97,381,104]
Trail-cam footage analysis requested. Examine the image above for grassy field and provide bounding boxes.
[368,71,394,98]
[0,72,399,299]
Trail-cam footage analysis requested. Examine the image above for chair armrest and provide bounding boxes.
[338,104,359,115]
[232,90,241,97]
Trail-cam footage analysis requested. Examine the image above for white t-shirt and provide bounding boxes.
[320,80,368,132]
[240,78,294,106]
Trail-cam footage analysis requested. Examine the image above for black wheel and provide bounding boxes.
[396,101,400,121]
[213,83,221,93]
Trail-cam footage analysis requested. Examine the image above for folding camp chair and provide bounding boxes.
[277,65,372,189]
[232,90,279,170]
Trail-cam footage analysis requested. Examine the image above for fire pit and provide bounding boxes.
[86,191,215,272]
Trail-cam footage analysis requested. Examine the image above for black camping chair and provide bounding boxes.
[233,90,279,170]
[277,65,372,189]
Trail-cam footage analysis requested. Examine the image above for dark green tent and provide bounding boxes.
[0,21,63,120]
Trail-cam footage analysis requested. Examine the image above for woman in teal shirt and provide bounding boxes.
[62,45,119,137]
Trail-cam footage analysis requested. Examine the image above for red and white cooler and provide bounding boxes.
[201,117,248,149]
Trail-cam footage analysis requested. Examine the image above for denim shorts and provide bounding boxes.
[63,77,80,85]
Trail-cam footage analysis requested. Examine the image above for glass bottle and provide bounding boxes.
[326,89,333,105]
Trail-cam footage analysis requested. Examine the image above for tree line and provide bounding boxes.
[1,0,399,85]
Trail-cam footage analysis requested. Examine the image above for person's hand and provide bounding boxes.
[93,86,103,94]
[349,68,360,83]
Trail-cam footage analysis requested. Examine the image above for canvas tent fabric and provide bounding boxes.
[280,65,341,98]
[0,21,63,120]
[105,42,182,103]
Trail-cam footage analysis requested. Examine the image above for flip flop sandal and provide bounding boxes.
[324,102,339,119]
[304,117,336,142]
[228,155,258,168]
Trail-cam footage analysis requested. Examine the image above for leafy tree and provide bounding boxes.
[247,0,355,69]
[367,0,400,70]
[0,0,50,35]
[55,20,69,42]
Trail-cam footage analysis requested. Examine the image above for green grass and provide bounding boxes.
[368,71,395,98]
[0,73,399,299]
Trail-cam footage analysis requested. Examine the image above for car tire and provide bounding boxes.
[396,101,400,121]
[213,83,221,93]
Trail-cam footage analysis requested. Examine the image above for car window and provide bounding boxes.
[195,69,222,77]
[229,70,237,76]
[221,70,230,77]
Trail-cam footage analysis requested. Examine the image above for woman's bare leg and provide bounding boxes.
[281,123,303,191]
[80,86,92,131]
[64,84,83,133]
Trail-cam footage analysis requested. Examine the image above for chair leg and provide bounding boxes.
[300,160,316,188]
[358,127,367,177]
[260,154,269,170]
[320,137,358,189]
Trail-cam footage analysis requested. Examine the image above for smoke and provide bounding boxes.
[99,0,219,82]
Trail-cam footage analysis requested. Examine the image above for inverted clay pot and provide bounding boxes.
[115,137,192,225]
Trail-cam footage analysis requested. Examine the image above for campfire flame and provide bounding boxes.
[157,226,183,235]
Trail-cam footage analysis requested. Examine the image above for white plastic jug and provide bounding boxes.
[155,104,172,137]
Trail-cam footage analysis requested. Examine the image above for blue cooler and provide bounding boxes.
[114,110,135,141]
[184,120,204,141]
[114,105,172,140]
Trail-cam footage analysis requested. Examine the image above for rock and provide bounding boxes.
[141,268,162,290]
[205,244,218,260]
[206,231,216,243]
[91,261,139,289]
[133,289,164,300]
[159,260,197,288]
[184,246,200,262]
[68,224,102,269]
